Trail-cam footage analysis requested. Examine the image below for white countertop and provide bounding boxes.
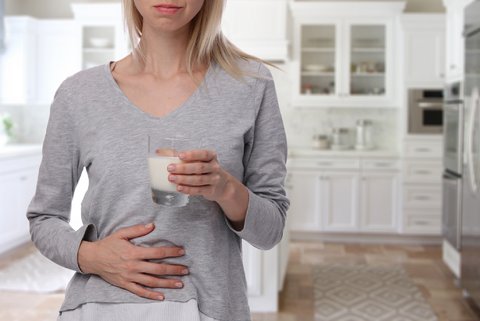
[288,147,400,159]
[0,144,42,160]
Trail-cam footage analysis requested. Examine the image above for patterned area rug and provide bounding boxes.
[313,264,438,321]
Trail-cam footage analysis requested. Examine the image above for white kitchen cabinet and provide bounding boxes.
[222,0,288,61]
[0,17,37,104]
[402,14,446,87]
[360,172,398,232]
[288,171,321,231]
[35,20,82,104]
[321,172,359,231]
[72,3,130,70]
[0,153,41,254]
[443,0,475,83]
[288,156,400,234]
[290,1,405,108]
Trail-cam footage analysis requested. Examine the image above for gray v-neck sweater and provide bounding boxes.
[26,59,289,321]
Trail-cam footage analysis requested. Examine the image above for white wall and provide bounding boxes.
[6,0,445,18]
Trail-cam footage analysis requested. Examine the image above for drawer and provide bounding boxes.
[362,159,400,171]
[404,141,442,159]
[403,185,442,208]
[403,210,441,235]
[288,158,360,170]
[403,161,443,183]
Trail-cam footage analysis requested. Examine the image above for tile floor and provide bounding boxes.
[0,240,479,321]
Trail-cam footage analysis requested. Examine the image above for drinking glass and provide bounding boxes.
[147,135,199,207]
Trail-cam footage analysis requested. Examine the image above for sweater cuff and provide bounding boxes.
[224,188,275,249]
[71,223,98,274]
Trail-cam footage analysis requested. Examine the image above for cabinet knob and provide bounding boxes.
[450,64,456,70]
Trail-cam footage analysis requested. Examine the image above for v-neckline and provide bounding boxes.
[104,60,214,121]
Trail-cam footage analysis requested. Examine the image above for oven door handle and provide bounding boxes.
[417,102,443,109]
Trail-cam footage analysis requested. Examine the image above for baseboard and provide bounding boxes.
[290,231,442,245]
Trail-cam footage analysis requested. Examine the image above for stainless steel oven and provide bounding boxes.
[408,89,444,134]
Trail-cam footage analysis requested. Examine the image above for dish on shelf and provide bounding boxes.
[89,37,112,48]
[303,64,330,72]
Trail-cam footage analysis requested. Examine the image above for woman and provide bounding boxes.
[26,0,289,320]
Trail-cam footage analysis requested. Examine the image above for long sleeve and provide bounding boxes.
[224,64,290,250]
[26,81,97,273]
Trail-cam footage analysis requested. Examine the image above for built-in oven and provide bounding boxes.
[408,89,444,134]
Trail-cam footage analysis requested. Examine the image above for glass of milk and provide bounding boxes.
[147,135,198,207]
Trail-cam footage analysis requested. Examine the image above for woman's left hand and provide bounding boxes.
[166,150,231,202]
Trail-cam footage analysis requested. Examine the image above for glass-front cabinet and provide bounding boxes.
[291,2,404,108]
[296,20,394,107]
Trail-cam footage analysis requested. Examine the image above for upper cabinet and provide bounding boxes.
[402,14,446,87]
[222,0,289,62]
[290,1,406,108]
[72,3,131,70]
[443,0,475,83]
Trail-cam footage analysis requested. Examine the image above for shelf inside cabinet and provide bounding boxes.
[302,47,335,53]
[351,72,385,77]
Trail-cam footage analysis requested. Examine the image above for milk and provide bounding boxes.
[147,156,189,207]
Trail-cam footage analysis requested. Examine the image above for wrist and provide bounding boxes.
[78,240,97,274]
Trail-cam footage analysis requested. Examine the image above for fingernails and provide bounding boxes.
[169,175,176,182]
[182,269,189,275]
[145,223,154,229]
[179,152,186,159]
[175,282,183,288]
[157,295,164,300]
[167,164,175,171]
[178,249,185,255]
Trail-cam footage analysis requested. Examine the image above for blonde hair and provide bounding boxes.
[121,0,279,82]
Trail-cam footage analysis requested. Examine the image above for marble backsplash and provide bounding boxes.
[281,107,400,152]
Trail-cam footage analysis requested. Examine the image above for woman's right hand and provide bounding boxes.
[77,223,188,301]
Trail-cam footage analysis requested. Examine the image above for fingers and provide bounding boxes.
[115,223,155,240]
[125,282,165,301]
[177,149,216,162]
[134,273,184,289]
[136,246,186,260]
[168,161,218,175]
[137,261,189,276]
[168,173,221,187]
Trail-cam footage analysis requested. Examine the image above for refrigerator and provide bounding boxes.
[461,0,480,308]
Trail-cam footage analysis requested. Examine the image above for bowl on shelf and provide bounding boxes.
[303,64,330,72]
[89,37,112,48]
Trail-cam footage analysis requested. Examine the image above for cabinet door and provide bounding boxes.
[445,4,464,82]
[298,22,341,97]
[320,172,359,231]
[288,171,321,231]
[360,172,398,232]
[0,172,22,247]
[345,21,391,100]
[405,29,445,85]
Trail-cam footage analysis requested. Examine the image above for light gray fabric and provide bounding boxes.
[26,59,289,321]
[58,299,219,321]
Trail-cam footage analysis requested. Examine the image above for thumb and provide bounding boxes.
[115,223,155,240]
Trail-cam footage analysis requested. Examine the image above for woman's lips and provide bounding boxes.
[154,5,183,15]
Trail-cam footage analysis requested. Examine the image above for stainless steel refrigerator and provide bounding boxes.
[461,0,480,308]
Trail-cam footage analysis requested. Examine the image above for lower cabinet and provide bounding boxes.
[0,154,41,254]
[288,157,400,234]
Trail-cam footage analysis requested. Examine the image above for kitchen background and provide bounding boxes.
[1,0,480,321]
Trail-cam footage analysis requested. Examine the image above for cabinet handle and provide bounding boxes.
[413,220,430,226]
[450,64,456,70]
[317,162,333,167]
[414,148,431,152]
[414,170,432,175]
[374,163,391,167]
[414,195,431,201]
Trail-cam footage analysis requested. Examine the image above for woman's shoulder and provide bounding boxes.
[54,64,108,101]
